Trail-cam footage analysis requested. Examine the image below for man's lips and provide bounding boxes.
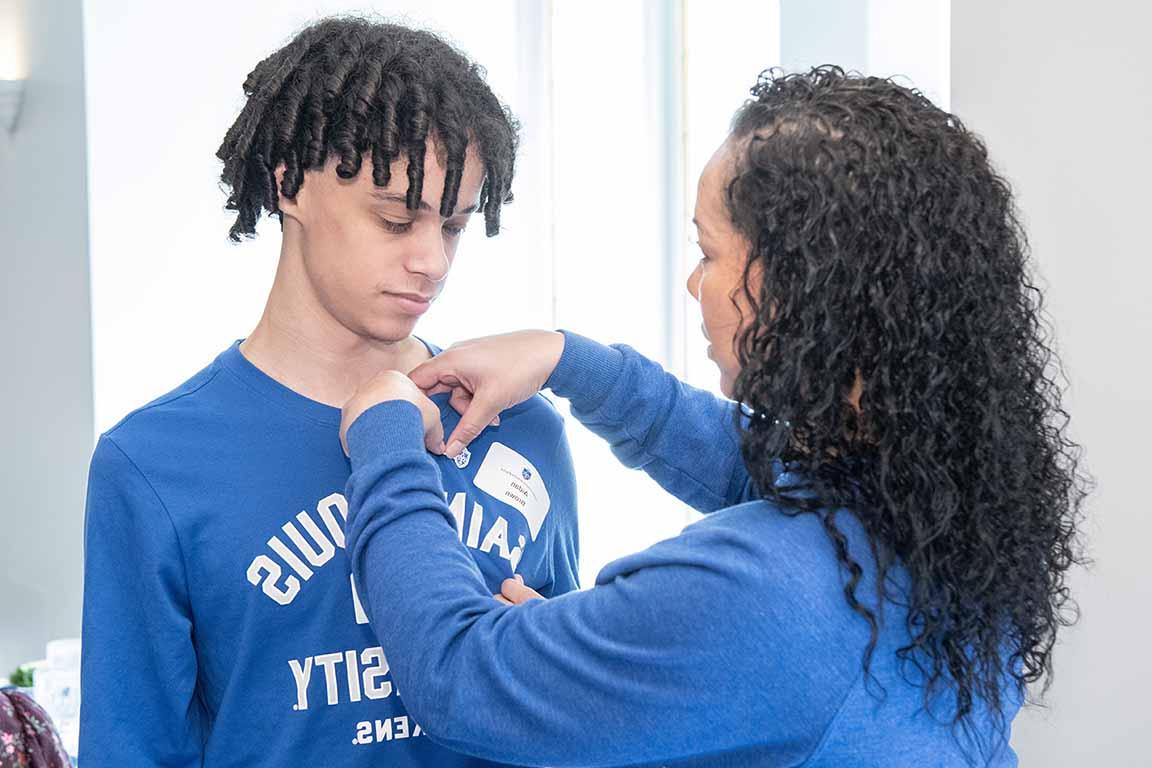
[383,291,434,315]
[386,291,434,302]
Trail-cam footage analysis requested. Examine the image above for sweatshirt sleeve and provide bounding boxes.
[544,330,757,513]
[79,435,206,766]
[344,401,858,768]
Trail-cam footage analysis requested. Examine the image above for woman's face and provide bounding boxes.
[687,138,758,399]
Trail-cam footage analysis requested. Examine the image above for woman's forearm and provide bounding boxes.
[546,330,757,512]
[343,399,850,766]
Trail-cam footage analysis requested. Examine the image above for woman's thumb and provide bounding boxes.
[409,358,462,395]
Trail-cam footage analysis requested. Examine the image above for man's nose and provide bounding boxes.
[407,231,451,283]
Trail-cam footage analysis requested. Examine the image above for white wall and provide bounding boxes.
[867,0,950,108]
[780,0,949,108]
[952,2,1152,764]
[0,0,91,676]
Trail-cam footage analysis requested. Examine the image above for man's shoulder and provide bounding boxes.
[502,392,567,435]
[419,335,562,421]
[101,353,229,453]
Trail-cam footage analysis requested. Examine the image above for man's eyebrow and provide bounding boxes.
[370,190,430,211]
[370,189,478,216]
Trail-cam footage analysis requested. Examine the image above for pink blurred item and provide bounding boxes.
[0,689,70,768]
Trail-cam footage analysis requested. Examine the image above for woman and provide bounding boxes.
[338,67,1086,766]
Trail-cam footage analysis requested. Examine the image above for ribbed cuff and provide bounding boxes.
[544,330,626,410]
[346,399,426,471]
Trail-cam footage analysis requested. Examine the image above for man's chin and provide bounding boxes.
[356,315,420,345]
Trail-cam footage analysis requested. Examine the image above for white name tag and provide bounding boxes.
[473,442,551,541]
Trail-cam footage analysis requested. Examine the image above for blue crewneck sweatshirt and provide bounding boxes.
[79,338,579,766]
[343,331,1022,767]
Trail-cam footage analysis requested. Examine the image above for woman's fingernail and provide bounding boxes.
[446,440,463,457]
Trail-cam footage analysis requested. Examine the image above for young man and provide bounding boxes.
[79,18,579,766]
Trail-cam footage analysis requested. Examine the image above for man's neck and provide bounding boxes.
[239,258,429,409]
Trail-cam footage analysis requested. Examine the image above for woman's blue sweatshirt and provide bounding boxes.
[343,330,1022,767]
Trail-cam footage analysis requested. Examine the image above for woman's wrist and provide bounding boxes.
[544,330,627,409]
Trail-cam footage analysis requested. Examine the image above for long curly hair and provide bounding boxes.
[726,67,1088,740]
[216,16,519,242]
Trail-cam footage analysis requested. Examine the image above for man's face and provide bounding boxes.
[277,141,487,342]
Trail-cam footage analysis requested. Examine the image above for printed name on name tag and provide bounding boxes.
[472,442,551,540]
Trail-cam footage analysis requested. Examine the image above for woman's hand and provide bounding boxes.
[407,331,566,457]
[495,575,545,606]
[340,369,446,457]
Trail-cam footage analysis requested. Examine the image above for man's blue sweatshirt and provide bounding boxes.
[79,338,579,766]
[343,330,1022,767]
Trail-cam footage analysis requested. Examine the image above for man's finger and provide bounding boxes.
[494,595,514,606]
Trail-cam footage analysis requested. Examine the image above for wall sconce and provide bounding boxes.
[1,0,28,133]
[0,79,26,133]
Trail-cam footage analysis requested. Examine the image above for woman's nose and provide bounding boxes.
[686,262,702,301]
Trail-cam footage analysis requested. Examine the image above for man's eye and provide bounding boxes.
[443,223,467,238]
[381,219,413,234]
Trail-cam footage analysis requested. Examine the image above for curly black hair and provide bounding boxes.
[725,66,1088,749]
[216,16,519,242]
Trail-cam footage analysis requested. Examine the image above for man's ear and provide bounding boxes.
[273,163,301,220]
